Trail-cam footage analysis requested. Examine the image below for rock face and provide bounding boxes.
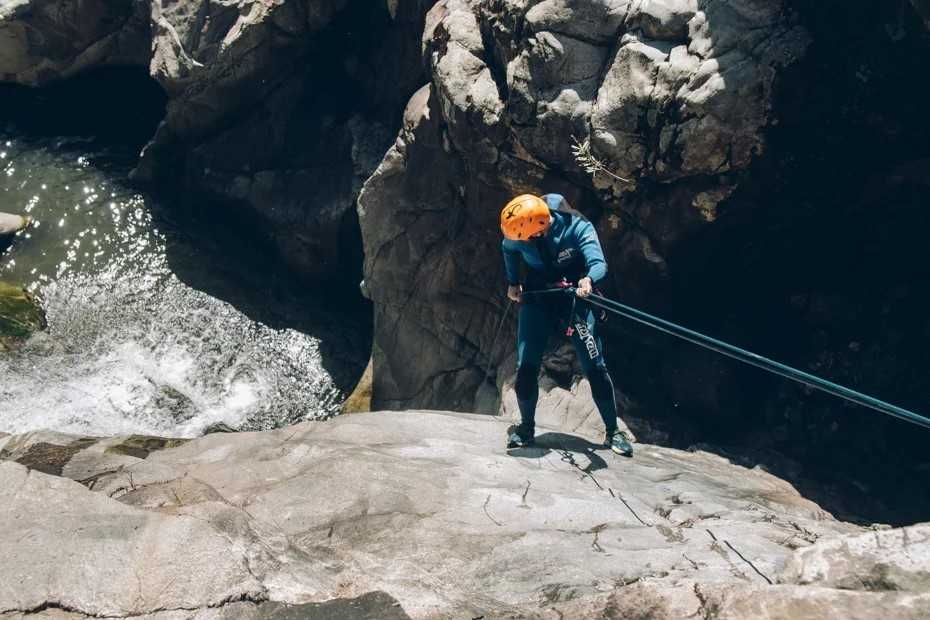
[359,0,808,410]
[0,0,149,85]
[137,0,354,282]
[4,410,927,619]
[134,0,435,285]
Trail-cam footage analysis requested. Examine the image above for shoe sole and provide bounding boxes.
[610,445,633,457]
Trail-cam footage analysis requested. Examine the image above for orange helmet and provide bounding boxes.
[500,194,551,241]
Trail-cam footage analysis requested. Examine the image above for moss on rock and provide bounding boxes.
[105,435,190,459]
[341,358,373,414]
[0,281,46,349]
[10,438,99,476]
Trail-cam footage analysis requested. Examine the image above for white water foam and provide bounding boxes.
[0,272,342,438]
[1,134,358,437]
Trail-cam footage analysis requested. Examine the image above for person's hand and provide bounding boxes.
[507,284,523,303]
[576,277,593,298]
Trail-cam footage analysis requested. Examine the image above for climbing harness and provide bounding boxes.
[522,286,930,431]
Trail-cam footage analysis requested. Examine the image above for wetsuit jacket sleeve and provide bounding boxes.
[575,221,608,283]
[502,240,522,285]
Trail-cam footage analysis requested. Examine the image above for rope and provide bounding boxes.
[482,299,513,389]
[529,288,930,431]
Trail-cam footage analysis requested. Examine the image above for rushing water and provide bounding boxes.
[0,131,368,438]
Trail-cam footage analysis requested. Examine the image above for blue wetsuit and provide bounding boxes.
[501,194,619,436]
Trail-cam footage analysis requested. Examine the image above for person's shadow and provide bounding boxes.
[506,429,609,473]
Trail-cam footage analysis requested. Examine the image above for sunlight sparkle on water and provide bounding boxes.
[0,132,353,437]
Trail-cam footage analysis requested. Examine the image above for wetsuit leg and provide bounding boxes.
[570,306,618,434]
[515,302,550,432]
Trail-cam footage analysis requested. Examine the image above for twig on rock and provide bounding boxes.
[520,480,531,508]
[483,494,502,527]
[706,529,773,585]
[559,450,604,489]
[609,487,651,527]
[570,135,632,184]
[723,539,773,585]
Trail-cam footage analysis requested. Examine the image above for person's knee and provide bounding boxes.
[515,364,540,400]
[587,364,614,394]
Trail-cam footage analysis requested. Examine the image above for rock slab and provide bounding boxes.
[1,411,926,618]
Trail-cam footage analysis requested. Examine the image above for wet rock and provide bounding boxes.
[0,410,880,618]
[105,435,189,459]
[0,211,28,253]
[6,438,98,476]
[202,422,238,435]
[0,280,46,349]
[0,211,27,235]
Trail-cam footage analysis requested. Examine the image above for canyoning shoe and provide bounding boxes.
[606,429,634,456]
[507,425,535,449]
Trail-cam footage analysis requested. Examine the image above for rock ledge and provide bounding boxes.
[1,411,927,618]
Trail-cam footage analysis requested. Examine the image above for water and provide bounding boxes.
[0,132,368,438]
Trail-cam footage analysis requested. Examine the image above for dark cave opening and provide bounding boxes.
[0,66,167,156]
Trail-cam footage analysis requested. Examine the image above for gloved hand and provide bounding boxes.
[576,277,593,298]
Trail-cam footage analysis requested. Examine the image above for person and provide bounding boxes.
[500,193,633,456]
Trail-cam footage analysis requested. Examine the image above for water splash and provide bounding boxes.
[0,134,358,437]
